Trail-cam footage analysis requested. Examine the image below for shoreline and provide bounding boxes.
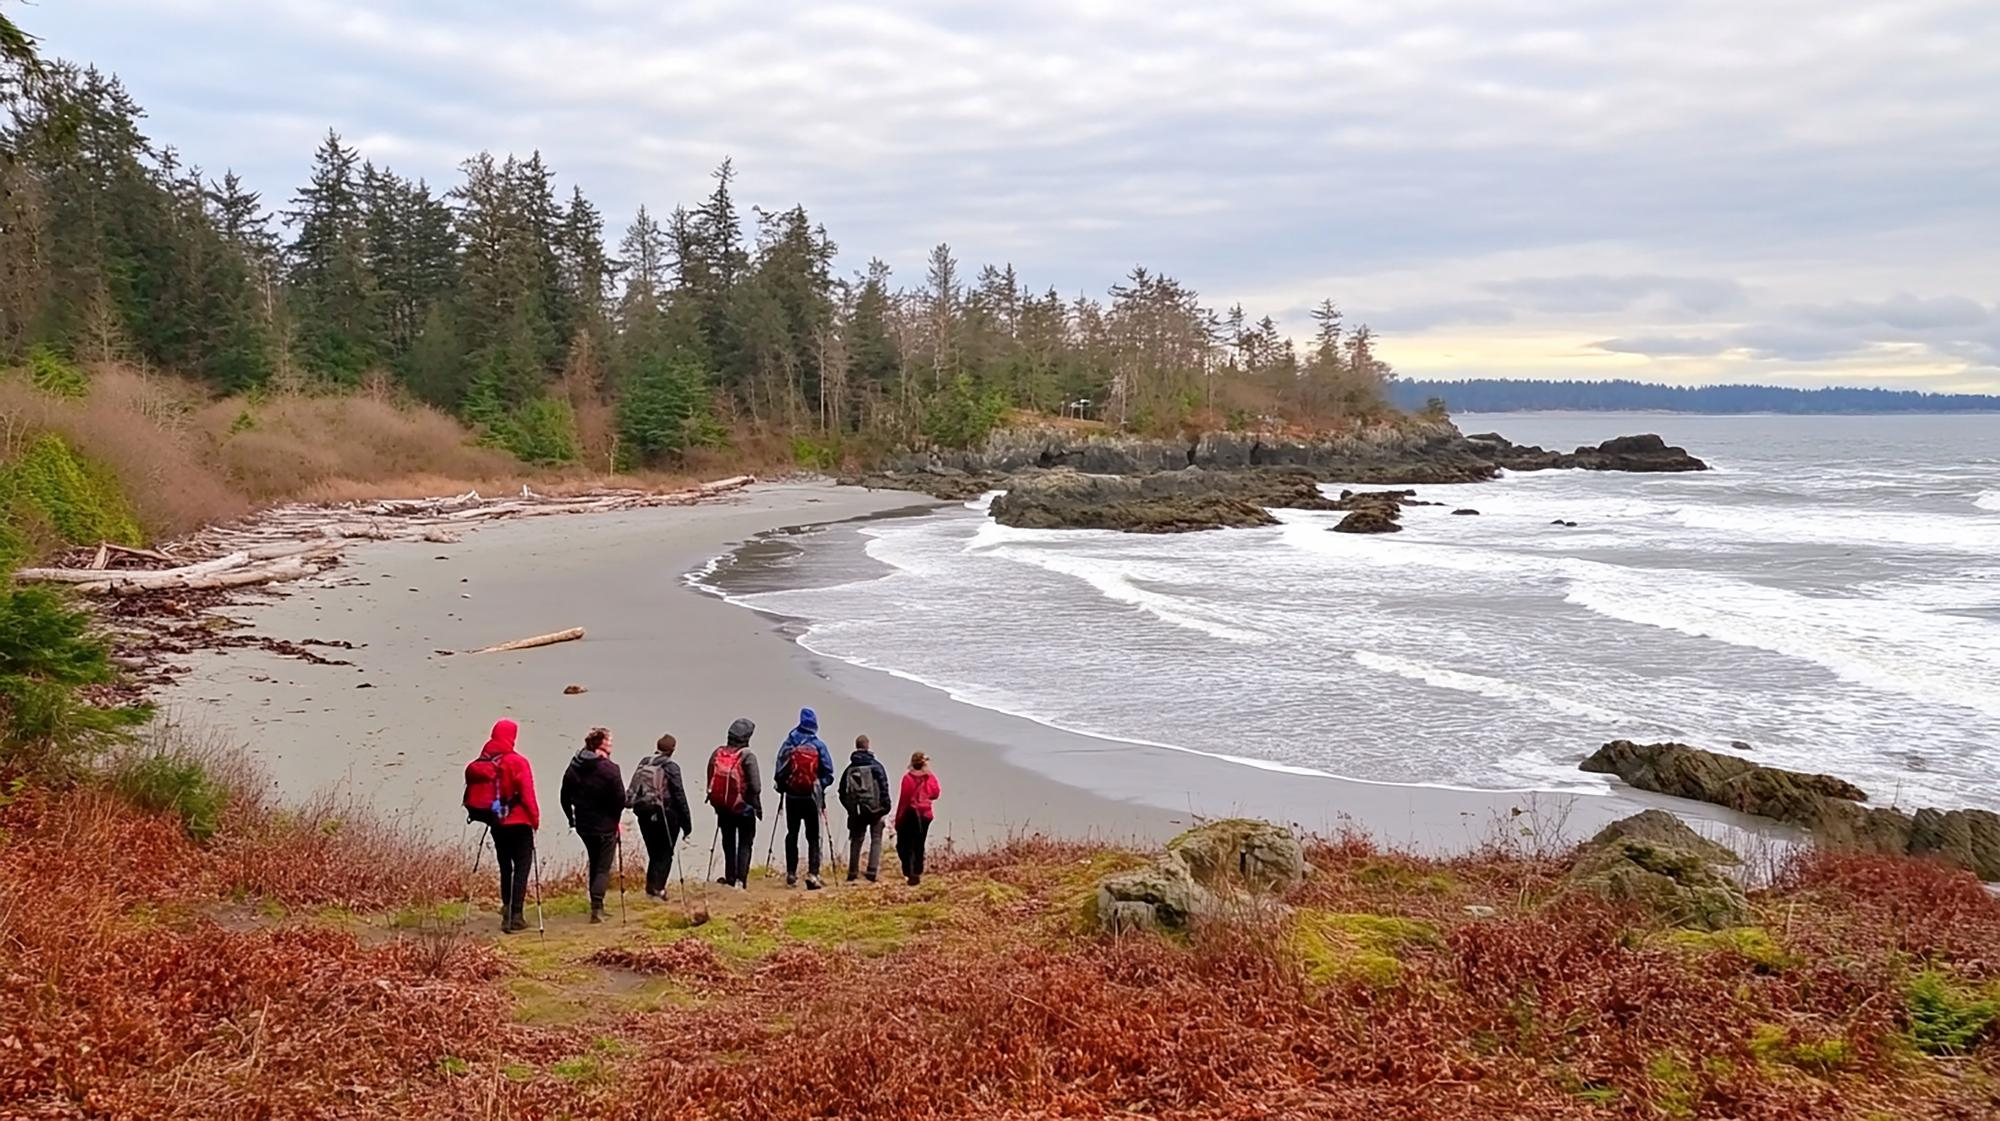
[166,480,1783,856]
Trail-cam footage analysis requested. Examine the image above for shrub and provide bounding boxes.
[0,432,144,549]
[109,745,231,841]
[789,435,840,471]
[922,375,1008,449]
[0,585,151,777]
[25,343,88,399]
[1908,969,2000,1055]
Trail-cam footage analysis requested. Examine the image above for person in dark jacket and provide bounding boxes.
[773,707,835,889]
[560,726,625,923]
[706,718,762,890]
[627,733,694,898]
[476,718,541,933]
[837,734,892,883]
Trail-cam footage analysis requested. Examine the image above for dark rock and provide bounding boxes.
[989,467,1329,533]
[1586,809,1740,865]
[1466,432,1708,473]
[1451,508,1479,516]
[1729,740,1753,751]
[1551,519,1579,527]
[1580,740,2000,880]
[1332,509,1402,534]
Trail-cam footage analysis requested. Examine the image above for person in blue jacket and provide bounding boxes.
[772,707,835,889]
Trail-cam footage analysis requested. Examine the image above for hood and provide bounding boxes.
[484,718,518,756]
[849,749,878,766]
[570,747,603,768]
[796,707,818,734]
[727,717,755,746]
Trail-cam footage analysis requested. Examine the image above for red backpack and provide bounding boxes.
[708,747,745,812]
[463,752,506,825]
[780,744,820,795]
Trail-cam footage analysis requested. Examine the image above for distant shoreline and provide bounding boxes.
[1396,379,2000,415]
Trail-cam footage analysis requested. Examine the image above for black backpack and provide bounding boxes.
[839,762,887,816]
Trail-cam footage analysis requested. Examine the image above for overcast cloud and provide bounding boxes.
[26,0,2000,390]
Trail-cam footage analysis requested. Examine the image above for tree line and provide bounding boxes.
[1,59,1397,468]
[1393,379,2000,416]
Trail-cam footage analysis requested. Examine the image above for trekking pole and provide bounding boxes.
[819,800,834,884]
[533,851,547,940]
[704,821,720,885]
[616,829,628,925]
[465,825,489,922]
[763,801,781,876]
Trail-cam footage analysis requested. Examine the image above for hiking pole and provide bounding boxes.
[819,799,834,885]
[616,830,628,925]
[465,825,489,922]
[704,821,720,885]
[533,850,547,940]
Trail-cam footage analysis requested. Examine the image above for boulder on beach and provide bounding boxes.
[1465,432,1708,473]
[1451,508,1479,516]
[1332,509,1402,534]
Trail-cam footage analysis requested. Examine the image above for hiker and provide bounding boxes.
[894,751,942,887]
[463,718,540,933]
[560,727,625,923]
[837,734,892,882]
[626,733,694,898]
[773,707,835,890]
[706,718,763,889]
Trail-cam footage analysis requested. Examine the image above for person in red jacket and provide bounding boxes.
[893,751,941,886]
[481,718,541,932]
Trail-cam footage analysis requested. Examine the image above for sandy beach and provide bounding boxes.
[168,481,1776,860]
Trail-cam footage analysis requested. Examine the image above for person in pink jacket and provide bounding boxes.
[893,751,941,886]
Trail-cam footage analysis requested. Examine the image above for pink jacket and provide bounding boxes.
[896,769,940,822]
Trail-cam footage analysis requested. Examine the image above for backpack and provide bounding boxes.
[839,763,887,817]
[708,747,745,812]
[463,752,506,825]
[626,756,666,810]
[779,743,821,795]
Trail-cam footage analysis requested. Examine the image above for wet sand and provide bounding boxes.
[169,481,1778,858]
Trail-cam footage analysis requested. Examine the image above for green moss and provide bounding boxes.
[1908,969,2000,1056]
[1750,1023,1855,1075]
[108,746,230,841]
[388,901,472,929]
[501,1062,535,1082]
[1660,926,1794,971]
[1647,1054,1699,1119]
[781,899,942,955]
[438,1056,470,1076]
[1290,910,1442,986]
[1353,860,1462,896]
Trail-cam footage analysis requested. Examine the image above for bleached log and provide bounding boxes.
[15,551,254,586]
[699,475,756,494]
[469,627,585,654]
[88,556,326,595]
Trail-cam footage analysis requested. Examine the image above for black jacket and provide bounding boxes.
[632,754,695,835]
[838,749,892,823]
[706,745,763,818]
[560,750,625,836]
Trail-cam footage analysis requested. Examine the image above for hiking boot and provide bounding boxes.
[785,875,797,888]
[865,873,878,883]
[715,876,732,886]
[846,873,858,883]
[589,908,605,925]
[806,876,823,891]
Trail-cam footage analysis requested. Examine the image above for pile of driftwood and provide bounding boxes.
[14,476,755,700]
[15,476,755,595]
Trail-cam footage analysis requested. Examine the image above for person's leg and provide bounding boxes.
[494,827,519,930]
[735,814,756,887]
[784,798,803,884]
[847,817,863,881]
[911,815,932,882]
[497,826,533,927]
[717,814,740,884]
[582,833,611,916]
[804,803,822,882]
[895,811,916,883]
[637,809,669,895]
[866,816,885,881]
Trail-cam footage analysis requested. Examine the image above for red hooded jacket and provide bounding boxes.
[482,719,541,829]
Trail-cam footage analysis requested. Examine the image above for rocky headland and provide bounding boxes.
[845,418,1708,533]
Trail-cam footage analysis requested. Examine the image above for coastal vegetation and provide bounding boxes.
[1394,378,2000,414]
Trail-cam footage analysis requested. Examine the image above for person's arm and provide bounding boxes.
[666,762,693,835]
[704,749,717,805]
[516,757,541,829]
[602,761,624,828]
[743,752,763,818]
[925,772,941,801]
[816,741,835,790]
[559,763,578,829]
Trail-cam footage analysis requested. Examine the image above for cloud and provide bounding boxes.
[1591,335,1730,357]
[23,0,2000,388]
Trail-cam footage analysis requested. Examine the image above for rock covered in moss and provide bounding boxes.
[1567,822,1749,931]
[1091,818,1309,934]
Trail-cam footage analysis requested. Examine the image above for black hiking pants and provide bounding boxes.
[717,809,756,887]
[635,808,679,895]
[580,831,616,910]
[493,824,534,919]
[784,795,822,880]
[895,811,932,883]
[848,812,885,880]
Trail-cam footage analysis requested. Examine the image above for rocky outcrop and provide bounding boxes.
[838,467,1002,501]
[1332,509,1401,534]
[1566,810,1748,930]
[1580,741,2000,880]
[1464,432,1708,473]
[988,467,1333,533]
[1094,819,1311,934]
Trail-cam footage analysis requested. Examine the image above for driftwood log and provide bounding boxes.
[12,475,758,596]
[470,627,585,654]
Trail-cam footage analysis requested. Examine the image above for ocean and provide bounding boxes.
[699,414,2000,812]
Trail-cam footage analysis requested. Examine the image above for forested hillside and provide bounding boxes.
[1394,378,2000,415]
[2,55,1396,473]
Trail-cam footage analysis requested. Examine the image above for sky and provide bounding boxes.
[23,0,2000,391]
